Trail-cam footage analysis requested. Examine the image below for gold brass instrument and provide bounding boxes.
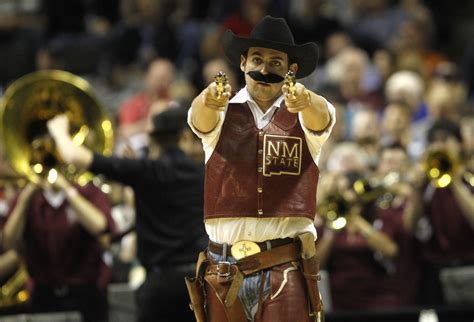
[352,172,401,203]
[284,70,296,99]
[352,172,404,210]
[423,149,457,188]
[0,263,29,309]
[464,171,474,188]
[318,172,401,229]
[318,194,351,230]
[214,71,228,100]
[0,70,114,185]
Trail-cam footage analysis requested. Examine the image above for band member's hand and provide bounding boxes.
[51,172,72,191]
[201,83,232,112]
[120,142,137,159]
[15,181,39,208]
[21,182,39,199]
[282,83,311,113]
[47,114,70,140]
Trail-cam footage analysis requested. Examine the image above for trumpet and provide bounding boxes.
[352,171,403,202]
[318,194,351,230]
[318,172,403,229]
[352,171,410,211]
[423,149,458,188]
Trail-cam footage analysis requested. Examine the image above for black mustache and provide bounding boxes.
[247,71,284,84]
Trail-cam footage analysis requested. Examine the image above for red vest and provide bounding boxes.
[204,102,319,220]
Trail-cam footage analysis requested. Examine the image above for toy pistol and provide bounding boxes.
[284,70,296,99]
[214,71,228,99]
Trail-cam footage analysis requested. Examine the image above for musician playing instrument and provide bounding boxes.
[0,70,119,321]
[188,16,335,322]
[316,142,409,310]
[404,119,474,305]
[2,173,115,322]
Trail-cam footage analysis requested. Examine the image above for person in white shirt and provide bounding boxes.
[187,16,335,322]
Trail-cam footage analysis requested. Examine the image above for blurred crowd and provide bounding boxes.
[0,0,473,320]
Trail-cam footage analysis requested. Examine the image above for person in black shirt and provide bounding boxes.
[47,107,206,322]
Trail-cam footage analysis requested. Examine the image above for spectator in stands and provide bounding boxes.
[287,0,342,49]
[384,70,427,160]
[219,0,268,37]
[370,48,397,99]
[350,0,407,51]
[0,0,43,84]
[117,58,175,155]
[380,101,412,148]
[390,12,445,78]
[325,32,354,62]
[327,47,385,111]
[351,108,381,168]
[117,0,177,65]
[118,58,175,131]
[385,70,426,122]
[303,31,354,92]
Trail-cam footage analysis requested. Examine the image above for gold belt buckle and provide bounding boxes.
[230,241,261,260]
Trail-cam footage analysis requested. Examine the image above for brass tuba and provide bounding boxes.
[0,70,114,185]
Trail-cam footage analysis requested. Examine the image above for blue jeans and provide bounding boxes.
[208,251,271,321]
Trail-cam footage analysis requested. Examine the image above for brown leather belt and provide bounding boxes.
[206,241,301,276]
[208,238,293,257]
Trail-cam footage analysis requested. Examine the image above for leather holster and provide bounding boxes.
[185,251,208,322]
[297,232,325,322]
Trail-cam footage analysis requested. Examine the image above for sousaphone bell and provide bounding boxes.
[0,70,113,185]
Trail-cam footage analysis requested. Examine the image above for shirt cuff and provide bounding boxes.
[186,107,225,139]
[299,97,336,137]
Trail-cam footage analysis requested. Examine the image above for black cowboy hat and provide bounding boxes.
[222,15,319,79]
